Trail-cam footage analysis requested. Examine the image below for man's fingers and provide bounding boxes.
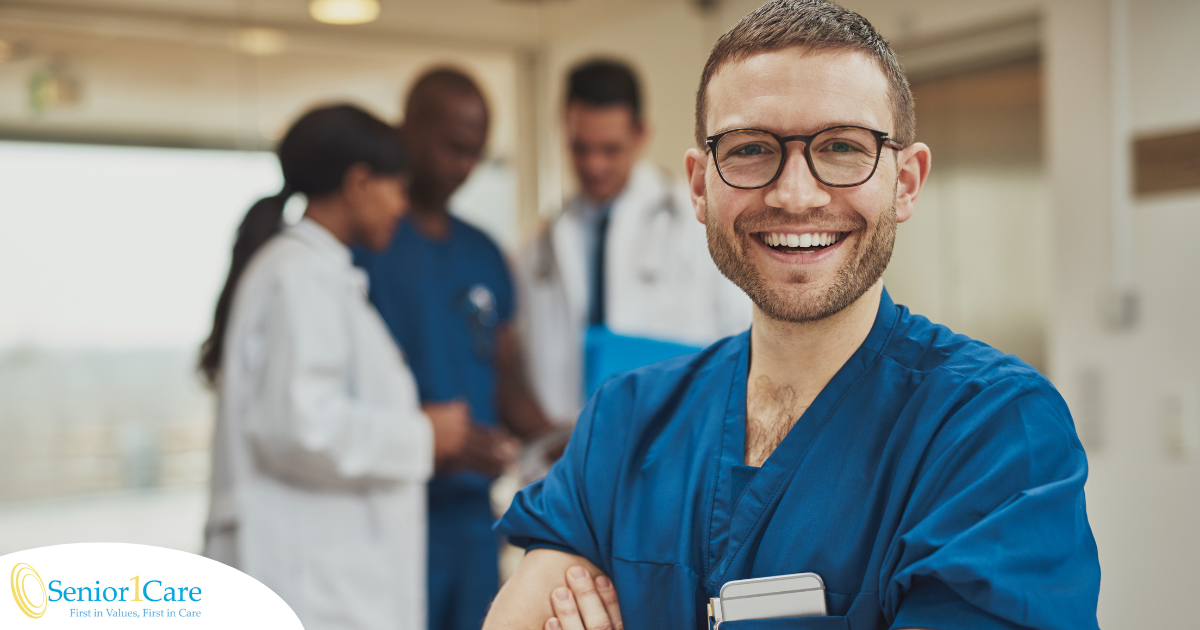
[458,430,507,475]
[565,566,614,630]
[546,565,618,630]
[594,576,624,630]
[550,587,586,630]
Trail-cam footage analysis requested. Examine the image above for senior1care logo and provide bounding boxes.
[2,543,301,628]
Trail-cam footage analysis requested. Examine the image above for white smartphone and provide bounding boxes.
[710,572,827,627]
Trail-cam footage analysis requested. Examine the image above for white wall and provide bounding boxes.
[0,142,279,348]
[0,15,524,250]
[0,17,521,155]
[1045,1,1200,627]
[886,61,1050,371]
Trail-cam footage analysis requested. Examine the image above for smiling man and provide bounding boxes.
[485,2,1101,629]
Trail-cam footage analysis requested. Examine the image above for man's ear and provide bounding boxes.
[632,119,651,155]
[685,148,708,225]
[894,142,931,224]
[341,162,374,205]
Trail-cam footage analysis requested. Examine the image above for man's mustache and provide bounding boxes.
[732,206,866,236]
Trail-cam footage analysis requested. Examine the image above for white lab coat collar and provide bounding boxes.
[286,218,368,296]
[287,218,353,268]
[562,161,660,223]
[553,162,665,323]
[550,207,589,329]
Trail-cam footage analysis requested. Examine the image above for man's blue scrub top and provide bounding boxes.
[355,216,515,498]
[496,290,1100,630]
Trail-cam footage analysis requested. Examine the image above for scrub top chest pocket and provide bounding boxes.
[716,618,849,629]
[713,573,827,623]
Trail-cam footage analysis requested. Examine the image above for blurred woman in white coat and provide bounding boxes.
[199,105,469,630]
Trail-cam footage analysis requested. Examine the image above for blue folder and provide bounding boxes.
[584,324,704,398]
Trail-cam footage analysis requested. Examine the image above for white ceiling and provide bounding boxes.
[1,0,686,49]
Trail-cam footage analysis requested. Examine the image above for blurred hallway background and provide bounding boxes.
[1,1,1197,627]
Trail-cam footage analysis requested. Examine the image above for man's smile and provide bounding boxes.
[750,229,852,262]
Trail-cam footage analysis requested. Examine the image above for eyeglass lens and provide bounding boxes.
[714,127,881,188]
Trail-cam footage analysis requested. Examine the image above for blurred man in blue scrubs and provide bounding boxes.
[354,68,556,630]
[485,2,1101,629]
[520,59,750,426]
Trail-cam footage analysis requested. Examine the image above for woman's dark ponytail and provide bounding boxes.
[198,186,291,385]
[198,104,405,387]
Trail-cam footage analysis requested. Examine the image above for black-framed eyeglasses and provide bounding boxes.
[705,125,904,189]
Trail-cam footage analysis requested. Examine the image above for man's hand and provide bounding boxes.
[447,425,520,476]
[482,549,608,630]
[545,566,623,630]
[424,401,520,474]
[423,400,471,470]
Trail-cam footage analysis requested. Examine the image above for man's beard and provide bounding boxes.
[706,194,897,323]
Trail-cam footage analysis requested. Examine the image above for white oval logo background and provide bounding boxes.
[2,543,302,628]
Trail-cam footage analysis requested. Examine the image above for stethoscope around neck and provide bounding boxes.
[532,173,682,285]
[630,187,680,284]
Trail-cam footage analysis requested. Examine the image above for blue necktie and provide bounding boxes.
[588,208,611,325]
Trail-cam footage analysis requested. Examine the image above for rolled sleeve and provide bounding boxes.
[495,383,608,567]
[883,376,1100,630]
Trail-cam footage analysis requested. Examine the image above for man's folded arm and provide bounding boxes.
[483,548,607,630]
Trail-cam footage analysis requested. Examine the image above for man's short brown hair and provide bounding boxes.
[694,0,914,148]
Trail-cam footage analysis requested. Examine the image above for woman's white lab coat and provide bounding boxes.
[519,162,751,423]
[204,219,433,630]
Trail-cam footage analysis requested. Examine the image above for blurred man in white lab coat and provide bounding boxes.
[520,59,751,423]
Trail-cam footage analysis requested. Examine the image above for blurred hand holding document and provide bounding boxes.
[3,542,302,627]
[517,425,574,483]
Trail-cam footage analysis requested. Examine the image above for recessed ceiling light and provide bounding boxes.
[309,0,380,25]
[231,27,287,56]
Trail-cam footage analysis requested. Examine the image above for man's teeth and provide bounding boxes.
[762,232,840,248]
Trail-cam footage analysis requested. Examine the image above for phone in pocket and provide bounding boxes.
[709,572,826,627]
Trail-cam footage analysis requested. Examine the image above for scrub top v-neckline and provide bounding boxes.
[705,295,898,587]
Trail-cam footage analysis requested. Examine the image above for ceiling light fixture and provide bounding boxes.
[309,0,380,25]
[231,27,288,56]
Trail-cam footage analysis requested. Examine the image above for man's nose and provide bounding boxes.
[583,154,610,177]
[585,150,608,168]
[762,146,832,211]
